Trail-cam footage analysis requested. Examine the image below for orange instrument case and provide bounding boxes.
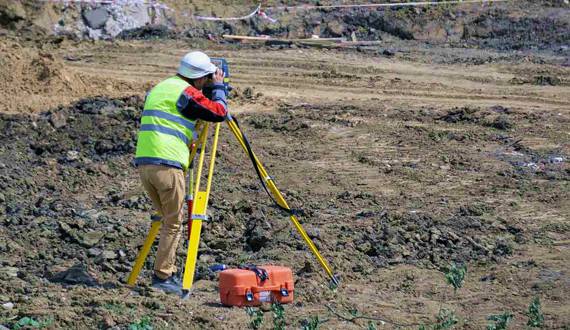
[219,265,294,307]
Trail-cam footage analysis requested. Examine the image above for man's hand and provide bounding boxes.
[213,68,224,84]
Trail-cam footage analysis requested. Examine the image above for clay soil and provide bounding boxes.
[1,19,570,330]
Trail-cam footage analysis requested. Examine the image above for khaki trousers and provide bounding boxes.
[138,164,185,280]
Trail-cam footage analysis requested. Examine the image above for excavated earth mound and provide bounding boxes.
[0,39,144,113]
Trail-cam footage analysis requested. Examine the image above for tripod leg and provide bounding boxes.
[226,119,339,286]
[182,123,221,291]
[186,123,208,240]
[126,219,161,286]
[182,191,207,290]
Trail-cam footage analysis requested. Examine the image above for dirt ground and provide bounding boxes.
[1,1,569,330]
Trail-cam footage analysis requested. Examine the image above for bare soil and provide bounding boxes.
[0,1,569,330]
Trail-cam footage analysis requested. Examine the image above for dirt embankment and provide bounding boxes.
[191,1,570,52]
[2,0,569,52]
[0,39,148,113]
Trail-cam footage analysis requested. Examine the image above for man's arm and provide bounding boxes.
[176,85,227,122]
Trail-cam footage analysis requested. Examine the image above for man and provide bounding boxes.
[134,51,227,294]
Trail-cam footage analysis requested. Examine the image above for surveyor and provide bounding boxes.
[134,51,227,294]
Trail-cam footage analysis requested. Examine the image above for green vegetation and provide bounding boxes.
[13,317,53,330]
[445,263,467,292]
[419,309,458,330]
[301,316,321,330]
[246,306,264,330]
[272,302,286,330]
[128,316,153,330]
[526,297,544,328]
[487,312,513,330]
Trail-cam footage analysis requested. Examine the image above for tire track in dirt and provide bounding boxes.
[61,44,570,113]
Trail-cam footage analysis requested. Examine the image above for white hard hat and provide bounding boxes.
[177,51,217,79]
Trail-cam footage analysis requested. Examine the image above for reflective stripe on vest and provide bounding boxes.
[135,76,196,170]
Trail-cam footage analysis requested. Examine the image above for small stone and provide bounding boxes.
[326,19,345,36]
[209,239,229,250]
[88,248,102,257]
[0,267,19,278]
[198,254,215,263]
[103,314,115,327]
[118,249,126,258]
[1,302,14,310]
[80,231,104,247]
[66,150,79,161]
[49,111,67,128]
[306,228,321,239]
[101,250,117,260]
[357,242,372,253]
[50,263,98,286]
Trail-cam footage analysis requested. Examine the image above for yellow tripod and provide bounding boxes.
[126,116,339,295]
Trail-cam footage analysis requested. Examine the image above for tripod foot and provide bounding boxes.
[329,274,341,290]
[180,289,193,300]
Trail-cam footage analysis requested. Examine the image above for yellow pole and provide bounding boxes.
[126,219,161,286]
[182,123,217,290]
[226,119,338,285]
[204,123,221,203]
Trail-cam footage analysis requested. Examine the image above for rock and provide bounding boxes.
[245,225,269,252]
[118,249,126,258]
[489,115,513,130]
[1,302,14,310]
[82,8,109,29]
[87,27,103,40]
[326,20,345,37]
[50,263,98,286]
[0,2,26,28]
[103,314,115,328]
[104,18,122,38]
[305,228,321,239]
[357,241,372,253]
[80,231,104,247]
[198,254,215,263]
[208,239,228,250]
[65,150,80,162]
[382,49,395,57]
[0,267,19,278]
[88,247,102,257]
[100,250,117,260]
[49,111,67,128]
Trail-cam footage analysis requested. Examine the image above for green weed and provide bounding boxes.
[128,316,153,330]
[368,321,378,330]
[526,297,544,328]
[301,315,320,330]
[103,302,128,315]
[246,307,264,330]
[13,317,53,330]
[419,309,458,330]
[272,302,286,330]
[445,263,467,292]
[487,312,513,330]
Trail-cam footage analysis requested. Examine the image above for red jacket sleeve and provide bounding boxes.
[176,84,227,122]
